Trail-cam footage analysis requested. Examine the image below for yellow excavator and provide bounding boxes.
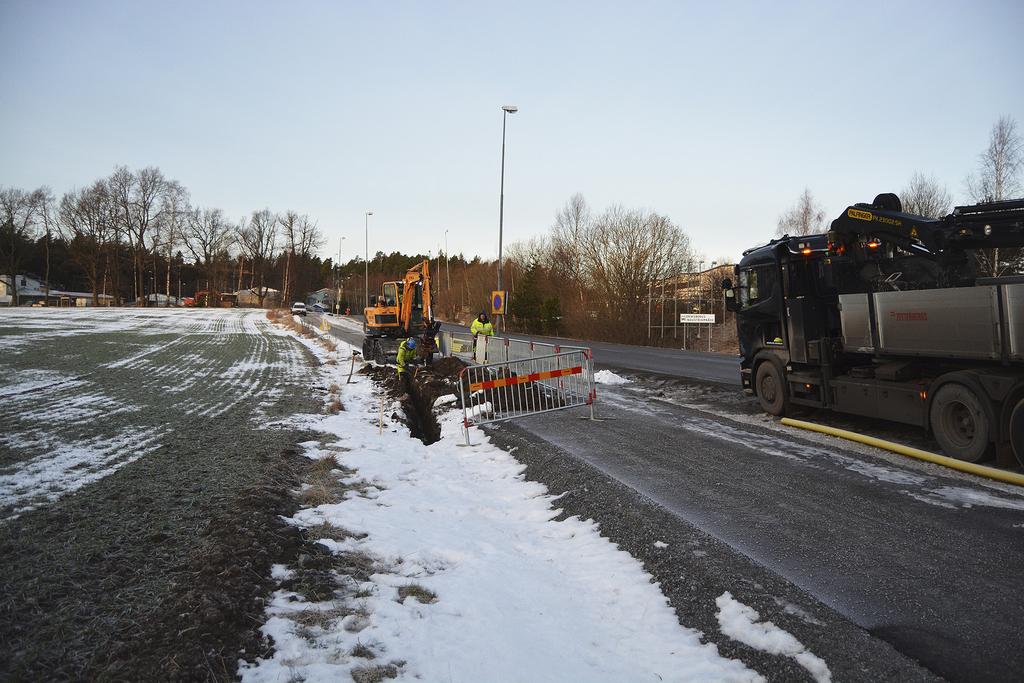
[362,260,441,364]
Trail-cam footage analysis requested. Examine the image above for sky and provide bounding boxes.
[1,0,1022,265]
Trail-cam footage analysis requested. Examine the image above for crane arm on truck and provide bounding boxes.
[828,194,1024,260]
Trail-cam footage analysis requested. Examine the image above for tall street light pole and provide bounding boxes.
[497,105,518,311]
[336,236,345,314]
[364,211,373,313]
[444,228,450,293]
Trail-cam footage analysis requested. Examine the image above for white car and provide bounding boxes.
[290,302,307,316]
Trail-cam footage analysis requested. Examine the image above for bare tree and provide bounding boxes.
[966,116,1023,276]
[901,172,952,218]
[580,205,693,343]
[0,186,48,305]
[775,188,827,237]
[108,166,170,305]
[237,209,278,307]
[153,181,189,305]
[550,193,591,306]
[278,211,323,304]
[186,207,233,292]
[58,181,115,305]
[279,211,299,304]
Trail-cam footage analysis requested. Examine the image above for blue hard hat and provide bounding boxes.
[407,338,417,349]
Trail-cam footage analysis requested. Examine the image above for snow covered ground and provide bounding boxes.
[241,325,765,683]
[0,308,311,519]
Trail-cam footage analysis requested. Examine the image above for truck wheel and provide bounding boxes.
[1010,399,1024,468]
[930,383,992,462]
[755,361,789,416]
[373,340,387,365]
[361,337,372,359]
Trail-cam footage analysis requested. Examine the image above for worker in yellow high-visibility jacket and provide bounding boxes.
[396,337,417,376]
[470,312,494,353]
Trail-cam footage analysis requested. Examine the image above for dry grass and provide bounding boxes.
[350,643,376,660]
[299,479,343,507]
[327,397,343,414]
[328,383,340,394]
[351,664,400,683]
[397,584,437,604]
[308,454,340,476]
[290,605,354,630]
[304,521,364,542]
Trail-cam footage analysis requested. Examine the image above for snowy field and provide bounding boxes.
[0,308,313,519]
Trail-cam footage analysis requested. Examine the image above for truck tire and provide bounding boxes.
[929,383,992,462]
[1010,399,1024,468]
[755,361,789,416]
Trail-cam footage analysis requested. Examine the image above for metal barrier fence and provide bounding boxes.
[439,331,589,367]
[457,348,596,445]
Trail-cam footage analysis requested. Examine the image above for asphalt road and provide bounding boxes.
[316,313,1024,681]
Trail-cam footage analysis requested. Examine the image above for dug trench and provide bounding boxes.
[359,354,571,445]
[359,355,467,445]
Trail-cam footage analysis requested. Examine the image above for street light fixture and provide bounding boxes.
[497,104,518,327]
[364,211,373,314]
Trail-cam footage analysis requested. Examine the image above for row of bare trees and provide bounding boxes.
[499,194,696,343]
[775,115,1023,275]
[2,166,326,306]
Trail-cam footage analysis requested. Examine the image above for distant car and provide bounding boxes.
[290,302,307,316]
[310,303,326,313]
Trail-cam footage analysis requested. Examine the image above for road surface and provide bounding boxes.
[316,313,1024,681]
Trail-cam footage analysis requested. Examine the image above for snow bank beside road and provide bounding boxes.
[716,592,830,683]
[594,369,630,385]
[243,328,759,682]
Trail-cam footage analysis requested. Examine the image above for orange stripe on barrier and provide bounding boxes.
[469,366,582,392]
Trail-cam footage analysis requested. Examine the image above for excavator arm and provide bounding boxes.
[398,260,433,335]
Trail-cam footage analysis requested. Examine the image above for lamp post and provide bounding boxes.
[444,228,450,297]
[336,236,346,314]
[364,211,373,312]
[497,104,518,328]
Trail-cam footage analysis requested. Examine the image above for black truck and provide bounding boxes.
[723,194,1024,465]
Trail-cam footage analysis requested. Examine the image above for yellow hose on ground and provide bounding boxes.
[780,417,1024,487]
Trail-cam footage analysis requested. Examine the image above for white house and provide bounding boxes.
[235,287,280,307]
[1,274,114,307]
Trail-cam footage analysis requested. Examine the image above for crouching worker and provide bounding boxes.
[396,337,417,377]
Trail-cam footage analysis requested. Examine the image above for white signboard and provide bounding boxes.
[680,313,716,324]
